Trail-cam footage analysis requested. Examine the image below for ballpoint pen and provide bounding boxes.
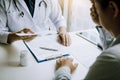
[40,47,58,51]
[38,54,70,63]
[46,54,70,60]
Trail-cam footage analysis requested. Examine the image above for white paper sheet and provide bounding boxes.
[24,34,69,62]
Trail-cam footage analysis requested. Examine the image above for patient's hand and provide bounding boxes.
[56,57,78,73]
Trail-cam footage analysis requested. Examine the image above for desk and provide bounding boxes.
[0,32,101,80]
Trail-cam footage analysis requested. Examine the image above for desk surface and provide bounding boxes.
[0,32,101,80]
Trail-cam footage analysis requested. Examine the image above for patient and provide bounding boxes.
[55,0,120,79]
[90,0,114,50]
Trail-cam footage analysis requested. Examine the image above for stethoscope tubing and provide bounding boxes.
[13,0,47,17]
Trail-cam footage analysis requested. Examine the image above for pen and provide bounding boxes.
[38,54,70,63]
[40,47,58,51]
[46,54,70,61]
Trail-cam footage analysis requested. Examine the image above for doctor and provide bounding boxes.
[0,0,71,46]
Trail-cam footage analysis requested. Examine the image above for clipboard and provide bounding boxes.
[23,35,70,63]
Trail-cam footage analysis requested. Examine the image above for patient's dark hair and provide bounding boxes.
[96,0,120,10]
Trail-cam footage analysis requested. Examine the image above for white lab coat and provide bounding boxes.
[0,0,66,43]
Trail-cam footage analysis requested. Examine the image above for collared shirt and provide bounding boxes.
[24,0,35,17]
[55,34,120,80]
[55,66,71,80]
[96,26,114,50]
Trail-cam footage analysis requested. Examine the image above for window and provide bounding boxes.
[58,0,96,32]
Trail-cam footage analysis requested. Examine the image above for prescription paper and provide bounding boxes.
[24,34,68,62]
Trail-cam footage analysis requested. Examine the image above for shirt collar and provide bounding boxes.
[110,34,120,47]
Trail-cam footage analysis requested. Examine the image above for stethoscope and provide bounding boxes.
[39,0,47,8]
[13,0,24,17]
[13,0,47,17]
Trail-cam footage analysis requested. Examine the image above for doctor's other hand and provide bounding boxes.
[7,28,37,43]
[58,27,71,46]
[56,57,78,73]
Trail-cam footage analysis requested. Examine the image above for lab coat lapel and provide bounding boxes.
[17,0,36,24]
[16,0,37,30]
[17,0,31,17]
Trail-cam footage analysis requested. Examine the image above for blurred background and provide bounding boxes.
[58,0,96,32]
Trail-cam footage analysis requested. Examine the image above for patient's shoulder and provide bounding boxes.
[98,44,120,61]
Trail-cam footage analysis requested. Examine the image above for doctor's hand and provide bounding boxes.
[7,28,37,44]
[90,0,100,26]
[58,27,71,46]
[56,57,78,73]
